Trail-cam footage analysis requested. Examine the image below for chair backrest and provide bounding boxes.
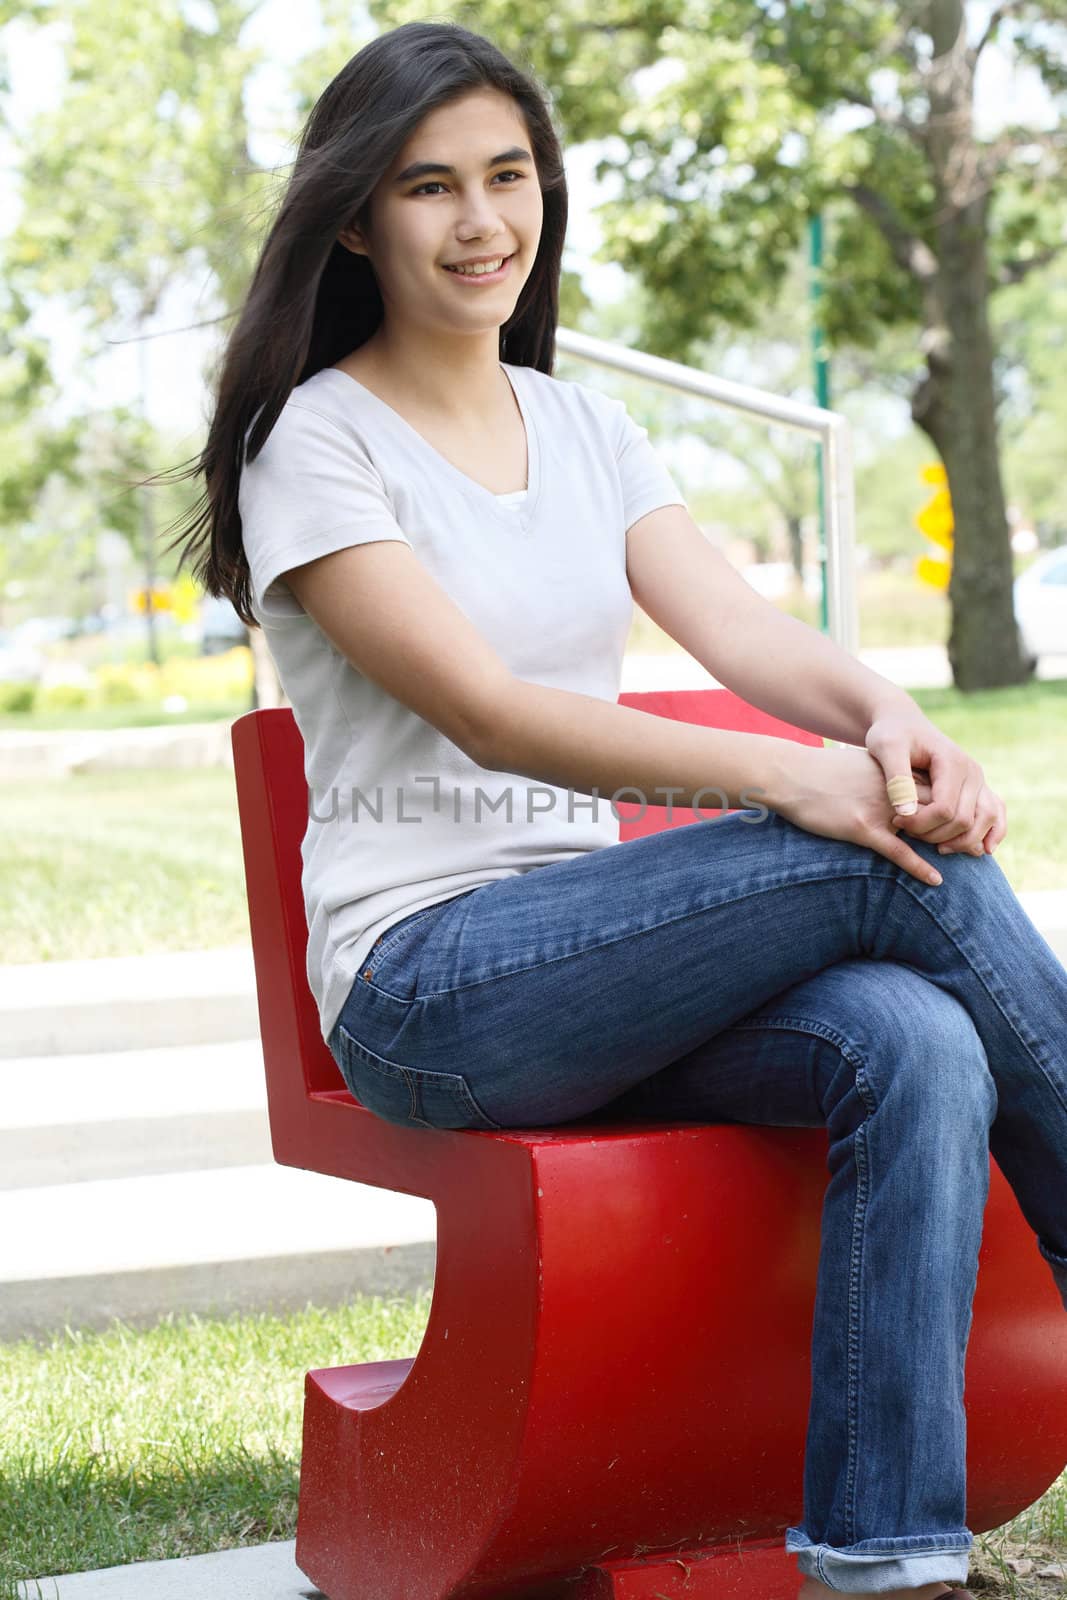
[231,689,823,1135]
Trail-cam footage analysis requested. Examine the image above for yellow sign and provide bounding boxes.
[915,554,950,591]
[915,465,953,588]
[172,574,200,624]
[128,585,173,614]
[915,488,954,551]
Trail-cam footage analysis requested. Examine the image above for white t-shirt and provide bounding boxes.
[237,360,686,1045]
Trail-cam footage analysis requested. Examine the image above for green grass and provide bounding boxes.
[1,766,251,962]
[1,680,1065,967]
[906,678,1067,892]
[0,1295,431,1596]
[1,1294,1063,1597]
[0,696,248,732]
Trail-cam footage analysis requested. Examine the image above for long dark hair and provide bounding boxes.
[156,21,568,626]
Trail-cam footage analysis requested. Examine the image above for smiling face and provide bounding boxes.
[338,87,543,341]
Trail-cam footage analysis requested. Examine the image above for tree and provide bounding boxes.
[349,0,1067,689]
[3,0,281,699]
[0,282,82,615]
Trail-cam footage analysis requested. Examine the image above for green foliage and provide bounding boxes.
[0,681,36,714]
[3,0,267,614]
[7,0,1067,685]
[35,681,90,712]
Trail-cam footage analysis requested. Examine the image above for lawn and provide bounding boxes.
[1,1295,1064,1599]
[1,765,251,963]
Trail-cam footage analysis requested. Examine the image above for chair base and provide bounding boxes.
[295,1354,801,1600]
[573,1538,797,1598]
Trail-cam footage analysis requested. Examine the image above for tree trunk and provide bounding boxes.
[914,211,1031,690]
[914,0,1032,692]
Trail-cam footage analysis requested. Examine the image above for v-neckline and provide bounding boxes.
[315,361,541,526]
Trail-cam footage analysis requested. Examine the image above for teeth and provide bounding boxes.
[445,256,506,276]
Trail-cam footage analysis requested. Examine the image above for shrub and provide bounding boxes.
[158,647,254,702]
[95,662,161,704]
[0,680,37,714]
[37,682,91,712]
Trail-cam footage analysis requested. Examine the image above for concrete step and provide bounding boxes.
[1,1037,435,1341]
[0,718,235,780]
[0,945,259,1057]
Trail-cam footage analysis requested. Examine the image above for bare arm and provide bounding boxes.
[478,680,799,815]
[281,542,940,882]
[282,541,801,816]
[624,502,916,745]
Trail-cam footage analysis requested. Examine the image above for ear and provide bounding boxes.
[337,222,369,256]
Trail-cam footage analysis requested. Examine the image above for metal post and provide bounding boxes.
[554,326,858,657]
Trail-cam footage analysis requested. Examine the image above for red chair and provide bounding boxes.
[231,689,1067,1600]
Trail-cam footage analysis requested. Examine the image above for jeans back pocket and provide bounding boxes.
[329,1023,503,1132]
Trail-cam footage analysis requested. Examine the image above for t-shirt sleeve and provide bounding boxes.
[606,395,688,534]
[238,399,414,619]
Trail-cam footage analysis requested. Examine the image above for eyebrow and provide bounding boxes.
[392,146,533,185]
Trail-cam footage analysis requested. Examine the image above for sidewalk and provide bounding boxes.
[16,1540,313,1599]
[0,944,259,1057]
[0,1028,436,1340]
[0,717,235,780]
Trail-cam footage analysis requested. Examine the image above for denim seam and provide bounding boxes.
[409,869,880,999]
[728,1012,870,1060]
[369,908,436,967]
[807,1536,972,1556]
[845,1066,877,1547]
[732,1010,878,1549]
[361,909,440,997]
[334,1022,491,1131]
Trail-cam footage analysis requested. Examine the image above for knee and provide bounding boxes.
[812,964,997,1130]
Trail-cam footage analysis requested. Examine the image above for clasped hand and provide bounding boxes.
[864,709,1007,858]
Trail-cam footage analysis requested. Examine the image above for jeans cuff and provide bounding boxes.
[785,1527,972,1592]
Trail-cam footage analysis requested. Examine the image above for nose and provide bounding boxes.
[455,189,509,242]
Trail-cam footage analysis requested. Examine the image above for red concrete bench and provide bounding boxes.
[231,688,1067,1600]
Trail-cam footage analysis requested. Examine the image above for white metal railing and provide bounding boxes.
[554,326,859,657]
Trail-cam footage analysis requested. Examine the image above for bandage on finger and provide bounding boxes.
[886,773,919,810]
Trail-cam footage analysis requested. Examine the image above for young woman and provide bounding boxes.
[163,21,1067,1599]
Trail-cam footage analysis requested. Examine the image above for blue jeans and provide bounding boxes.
[328,808,1067,1594]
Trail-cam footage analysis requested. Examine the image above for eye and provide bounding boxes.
[411,171,526,196]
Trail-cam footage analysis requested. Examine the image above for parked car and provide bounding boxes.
[1013,544,1067,668]
[199,595,249,655]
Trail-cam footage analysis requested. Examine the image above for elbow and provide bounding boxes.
[465,676,520,772]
